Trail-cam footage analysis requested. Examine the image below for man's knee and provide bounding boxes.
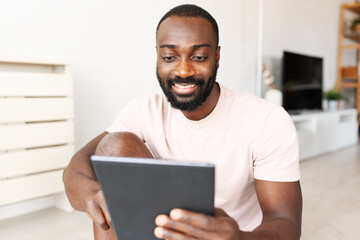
[95,132,153,158]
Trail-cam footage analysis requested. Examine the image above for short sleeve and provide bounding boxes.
[106,98,145,140]
[253,107,300,182]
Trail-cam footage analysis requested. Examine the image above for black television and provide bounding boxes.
[282,51,323,113]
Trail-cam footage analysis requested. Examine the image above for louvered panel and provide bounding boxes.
[0,60,74,211]
[0,170,64,206]
[0,145,74,179]
[0,121,74,151]
[0,98,73,123]
[0,72,72,97]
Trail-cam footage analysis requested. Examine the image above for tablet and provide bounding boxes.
[91,155,215,240]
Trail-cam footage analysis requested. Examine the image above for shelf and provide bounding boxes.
[344,32,360,42]
[343,2,360,14]
[339,82,359,88]
[337,3,360,124]
[343,43,360,49]
[341,66,358,79]
[0,57,68,66]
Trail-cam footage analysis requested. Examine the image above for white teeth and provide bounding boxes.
[174,83,196,89]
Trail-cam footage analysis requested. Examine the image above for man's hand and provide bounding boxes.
[85,190,112,231]
[154,208,242,240]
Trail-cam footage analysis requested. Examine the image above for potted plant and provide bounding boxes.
[324,87,347,111]
[352,17,360,32]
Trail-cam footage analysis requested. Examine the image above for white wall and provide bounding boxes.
[2,0,350,148]
[0,0,259,150]
[262,0,347,94]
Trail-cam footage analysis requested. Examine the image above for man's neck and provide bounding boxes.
[181,83,220,121]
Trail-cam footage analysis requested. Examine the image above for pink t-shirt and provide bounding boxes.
[107,83,300,231]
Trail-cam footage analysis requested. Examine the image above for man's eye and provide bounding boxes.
[162,56,176,62]
[192,56,208,62]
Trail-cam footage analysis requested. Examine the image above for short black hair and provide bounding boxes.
[156,4,219,45]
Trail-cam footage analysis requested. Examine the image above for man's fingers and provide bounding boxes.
[155,214,207,239]
[154,227,198,240]
[93,222,117,240]
[88,204,110,230]
[214,208,229,217]
[95,190,112,227]
[155,209,240,239]
[86,196,110,230]
[169,209,221,231]
[100,199,112,227]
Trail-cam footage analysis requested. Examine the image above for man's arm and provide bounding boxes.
[250,180,302,239]
[154,180,302,240]
[62,131,111,230]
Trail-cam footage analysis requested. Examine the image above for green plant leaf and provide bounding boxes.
[324,87,348,102]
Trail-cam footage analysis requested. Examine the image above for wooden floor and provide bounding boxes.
[0,144,359,240]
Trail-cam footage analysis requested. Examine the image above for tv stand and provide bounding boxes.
[288,110,324,116]
[290,109,358,160]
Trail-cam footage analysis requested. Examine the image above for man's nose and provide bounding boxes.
[174,58,195,79]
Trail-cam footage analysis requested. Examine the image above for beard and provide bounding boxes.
[156,64,218,111]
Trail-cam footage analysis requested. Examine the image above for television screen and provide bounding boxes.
[282,51,323,113]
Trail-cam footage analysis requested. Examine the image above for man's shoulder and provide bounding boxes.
[219,84,292,131]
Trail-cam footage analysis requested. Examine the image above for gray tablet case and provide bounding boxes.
[91,155,215,240]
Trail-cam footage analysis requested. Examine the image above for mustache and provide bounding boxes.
[167,76,205,85]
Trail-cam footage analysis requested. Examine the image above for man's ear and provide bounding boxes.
[216,46,221,68]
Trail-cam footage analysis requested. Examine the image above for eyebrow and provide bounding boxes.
[159,44,211,49]
[160,44,177,49]
[191,44,211,49]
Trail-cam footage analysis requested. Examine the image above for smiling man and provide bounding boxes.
[63,4,302,240]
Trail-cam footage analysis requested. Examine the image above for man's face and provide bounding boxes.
[156,16,220,111]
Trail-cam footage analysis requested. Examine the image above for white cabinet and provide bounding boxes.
[0,58,74,219]
[291,109,358,161]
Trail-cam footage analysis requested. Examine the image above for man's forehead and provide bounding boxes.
[156,16,216,46]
